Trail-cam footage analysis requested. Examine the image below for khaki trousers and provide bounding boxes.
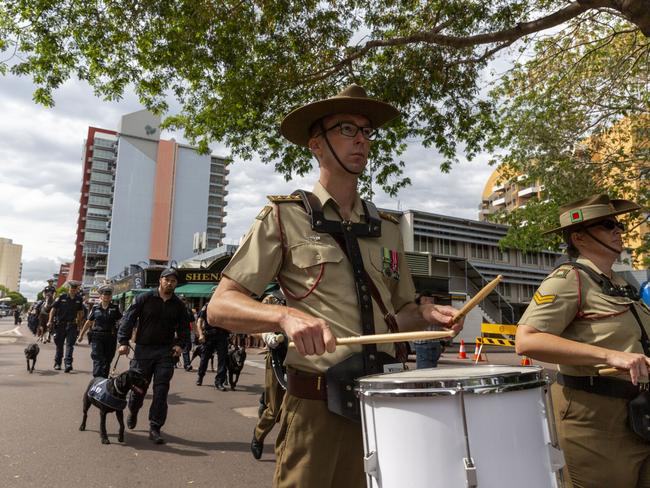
[255,353,285,442]
[552,383,650,488]
[273,392,365,488]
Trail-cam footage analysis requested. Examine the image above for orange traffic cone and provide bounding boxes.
[457,339,468,359]
[473,339,486,362]
[521,355,533,366]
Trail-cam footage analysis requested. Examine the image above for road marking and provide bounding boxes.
[0,337,17,344]
[233,406,260,419]
[0,326,23,337]
[245,359,266,370]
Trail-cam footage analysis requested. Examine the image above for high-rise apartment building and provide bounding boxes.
[68,127,118,285]
[69,110,229,285]
[0,237,23,292]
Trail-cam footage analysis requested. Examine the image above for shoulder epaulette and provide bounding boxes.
[378,211,400,225]
[267,195,302,203]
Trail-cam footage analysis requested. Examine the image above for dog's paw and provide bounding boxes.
[118,436,124,443]
[79,425,86,431]
[101,438,110,445]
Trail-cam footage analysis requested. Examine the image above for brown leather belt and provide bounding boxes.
[287,369,327,401]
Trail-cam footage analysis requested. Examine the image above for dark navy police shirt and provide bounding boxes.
[52,293,85,324]
[89,303,123,335]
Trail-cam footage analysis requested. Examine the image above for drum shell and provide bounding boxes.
[358,366,561,488]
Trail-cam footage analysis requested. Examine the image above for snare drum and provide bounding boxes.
[357,365,565,488]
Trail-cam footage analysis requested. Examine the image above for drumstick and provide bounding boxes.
[288,330,453,348]
[599,367,627,376]
[450,275,503,324]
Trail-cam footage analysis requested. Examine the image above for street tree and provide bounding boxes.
[1,1,648,198]
[487,18,649,264]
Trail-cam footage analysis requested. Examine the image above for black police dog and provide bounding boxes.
[79,370,148,445]
[227,345,246,390]
[24,343,39,373]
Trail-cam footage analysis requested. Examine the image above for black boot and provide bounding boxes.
[196,376,203,386]
[251,430,263,460]
[149,426,165,444]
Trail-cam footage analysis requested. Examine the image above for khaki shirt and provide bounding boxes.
[223,182,416,374]
[519,256,650,376]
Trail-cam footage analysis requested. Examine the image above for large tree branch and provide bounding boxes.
[303,1,650,84]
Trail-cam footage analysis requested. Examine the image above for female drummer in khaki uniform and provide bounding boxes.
[516,195,650,488]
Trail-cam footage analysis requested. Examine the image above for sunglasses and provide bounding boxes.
[588,219,625,231]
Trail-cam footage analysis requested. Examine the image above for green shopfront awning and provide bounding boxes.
[174,283,215,298]
[113,288,152,300]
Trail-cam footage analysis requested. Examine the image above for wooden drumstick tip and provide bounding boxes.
[450,274,503,324]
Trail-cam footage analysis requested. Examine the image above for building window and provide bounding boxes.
[92,148,116,160]
[436,238,457,256]
[495,248,509,263]
[90,171,113,183]
[84,231,108,242]
[498,282,511,297]
[91,159,110,171]
[522,284,536,299]
[89,183,112,195]
[85,219,107,231]
[470,243,490,260]
[522,252,539,265]
[415,236,434,253]
[87,206,110,217]
[88,195,111,206]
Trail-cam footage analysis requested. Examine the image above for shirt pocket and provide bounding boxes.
[289,242,343,269]
[594,293,634,313]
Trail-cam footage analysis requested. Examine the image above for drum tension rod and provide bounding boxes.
[458,386,478,488]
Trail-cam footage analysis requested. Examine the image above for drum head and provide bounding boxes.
[357,365,545,397]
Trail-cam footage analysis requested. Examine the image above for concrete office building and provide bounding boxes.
[0,237,23,292]
[69,110,229,285]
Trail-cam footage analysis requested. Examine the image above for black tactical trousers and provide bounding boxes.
[128,345,175,428]
[197,335,228,386]
[53,323,78,367]
[90,334,117,378]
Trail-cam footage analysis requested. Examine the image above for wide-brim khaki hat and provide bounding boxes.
[280,84,400,147]
[543,194,641,235]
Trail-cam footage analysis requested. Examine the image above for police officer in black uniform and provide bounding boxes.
[48,280,85,372]
[78,285,122,378]
[194,301,229,390]
[116,268,190,444]
[43,279,57,296]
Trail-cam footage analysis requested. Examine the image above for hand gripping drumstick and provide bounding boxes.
[288,275,501,348]
[450,274,502,324]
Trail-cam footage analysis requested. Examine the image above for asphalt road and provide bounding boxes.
[0,317,276,488]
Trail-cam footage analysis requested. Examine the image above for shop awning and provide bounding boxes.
[113,288,152,300]
[174,283,215,298]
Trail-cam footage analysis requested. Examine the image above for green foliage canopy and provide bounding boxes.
[2,0,649,197]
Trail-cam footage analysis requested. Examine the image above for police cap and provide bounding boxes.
[67,280,81,288]
[160,268,179,279]
[98,285,114,295]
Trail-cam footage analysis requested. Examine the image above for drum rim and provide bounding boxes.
[355,365,547,397]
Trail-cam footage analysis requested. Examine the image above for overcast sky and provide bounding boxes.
[0,72,496,300]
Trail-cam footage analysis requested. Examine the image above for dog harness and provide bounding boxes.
[87,378,127,410]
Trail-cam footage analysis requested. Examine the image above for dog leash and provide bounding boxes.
[109,345,135,378]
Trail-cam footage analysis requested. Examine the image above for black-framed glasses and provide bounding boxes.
[588,219,625,231]
[321,122,377,141]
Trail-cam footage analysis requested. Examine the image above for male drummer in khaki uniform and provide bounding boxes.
[208,84,464,487]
